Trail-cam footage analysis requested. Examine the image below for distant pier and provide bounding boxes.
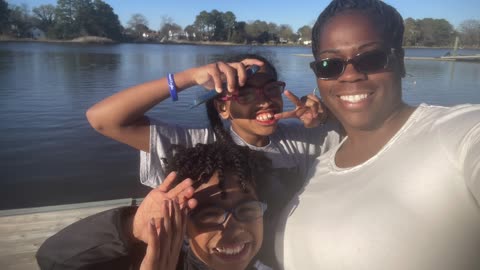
[405,55,480,62]
[294,54,480,62]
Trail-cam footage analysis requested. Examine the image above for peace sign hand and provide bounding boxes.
[139,199,187,270]
[274,89,328,128]
[133,172,197,244]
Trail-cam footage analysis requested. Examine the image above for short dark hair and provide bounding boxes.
[312,0,404,58]
[163,142,271,198]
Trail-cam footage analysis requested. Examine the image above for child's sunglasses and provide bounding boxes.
[218,81,285,104]
[310,48,395,80]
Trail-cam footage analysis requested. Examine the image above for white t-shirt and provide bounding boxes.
[140,119,341,192]
[140,119,341,267]
[276,104,480,270]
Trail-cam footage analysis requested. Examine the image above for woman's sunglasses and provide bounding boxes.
[310,48,395,80]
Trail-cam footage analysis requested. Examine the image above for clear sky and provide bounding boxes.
[7,0,480,30]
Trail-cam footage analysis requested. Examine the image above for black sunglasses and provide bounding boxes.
[310,48,395,80]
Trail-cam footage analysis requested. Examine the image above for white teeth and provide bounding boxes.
[215,243,246,255]
[339,93,369,103]
[256,113,273,121]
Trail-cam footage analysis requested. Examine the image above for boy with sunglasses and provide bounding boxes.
[276,0,480,269]
[37,142,272,270]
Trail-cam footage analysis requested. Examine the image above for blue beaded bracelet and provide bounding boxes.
[167,73,178,101]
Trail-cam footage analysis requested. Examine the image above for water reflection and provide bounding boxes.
[0,42,479,209]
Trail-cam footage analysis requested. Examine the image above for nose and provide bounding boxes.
[338,62,366,82]
[256,90,275,106]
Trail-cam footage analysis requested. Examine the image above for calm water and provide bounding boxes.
[1,42,479,209]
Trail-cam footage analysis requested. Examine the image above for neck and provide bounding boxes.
[336,103,415,168]
[231,125,269,147]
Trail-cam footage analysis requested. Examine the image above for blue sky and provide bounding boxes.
[7,0,480,30]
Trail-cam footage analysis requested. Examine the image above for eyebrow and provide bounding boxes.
[318,41,385,55]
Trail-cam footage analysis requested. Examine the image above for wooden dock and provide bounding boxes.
[0,198,141,270]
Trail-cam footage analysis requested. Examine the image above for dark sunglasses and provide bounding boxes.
[219,81,285,104]
[310,48,395,80]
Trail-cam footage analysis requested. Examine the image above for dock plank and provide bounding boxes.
[0,198,139,270]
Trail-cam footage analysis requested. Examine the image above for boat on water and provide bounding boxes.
[0,198,142,270]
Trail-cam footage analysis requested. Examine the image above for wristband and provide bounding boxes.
[167,73,178,101]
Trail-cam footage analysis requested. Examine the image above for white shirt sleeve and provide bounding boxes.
[461,116,480,203]
[139,119,216,188]
[437,104,480,204]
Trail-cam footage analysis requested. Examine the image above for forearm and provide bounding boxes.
[36,207,140,270]
[86,68,198,131]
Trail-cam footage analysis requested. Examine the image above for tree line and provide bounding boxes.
[0,0,479,47]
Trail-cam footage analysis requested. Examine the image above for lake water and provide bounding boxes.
[1,42,479,209]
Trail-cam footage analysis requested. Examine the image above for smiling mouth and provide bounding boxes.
[256,112,275,121]
[338,93,371,103]
[214,243,246,255]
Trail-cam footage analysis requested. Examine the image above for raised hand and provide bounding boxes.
[274,89,328,128]
[133,172,196,243]
[140,199,187,270]
[190,58,264,93]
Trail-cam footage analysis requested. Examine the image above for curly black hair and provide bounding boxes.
[163,141,271,198]
[312,0,405,58]
[205,53,278,144]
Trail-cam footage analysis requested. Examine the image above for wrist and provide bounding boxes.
[167,73,179,101]
[166,69,197,93]
[122,207,142,244]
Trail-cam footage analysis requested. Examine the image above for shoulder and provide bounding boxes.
[413,103,480,156]
[415,103,480,131]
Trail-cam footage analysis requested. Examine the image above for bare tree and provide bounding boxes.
[127,13,149,34]
[459,19,480,47]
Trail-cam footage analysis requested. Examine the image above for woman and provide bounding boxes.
[86,54,341,267]
[276,1,480,269]
[37,142,271,270]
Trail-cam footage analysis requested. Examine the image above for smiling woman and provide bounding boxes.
[276,1,480,270]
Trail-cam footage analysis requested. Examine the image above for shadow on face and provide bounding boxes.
[186,171,264,270]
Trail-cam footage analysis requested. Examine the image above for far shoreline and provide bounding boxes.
[1,35,479,50]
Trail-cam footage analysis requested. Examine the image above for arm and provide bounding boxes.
[36,207,140,270]
[438,104,480,204]
[462,117,480,204]
[86,59,264,152]
[36,173,196,270]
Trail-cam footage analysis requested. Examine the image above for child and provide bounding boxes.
[86,53,341,267]
[37,142,272,270]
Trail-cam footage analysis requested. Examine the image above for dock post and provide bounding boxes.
[453,36,459,56]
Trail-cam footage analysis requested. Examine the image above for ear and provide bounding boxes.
[214,100,230,120]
